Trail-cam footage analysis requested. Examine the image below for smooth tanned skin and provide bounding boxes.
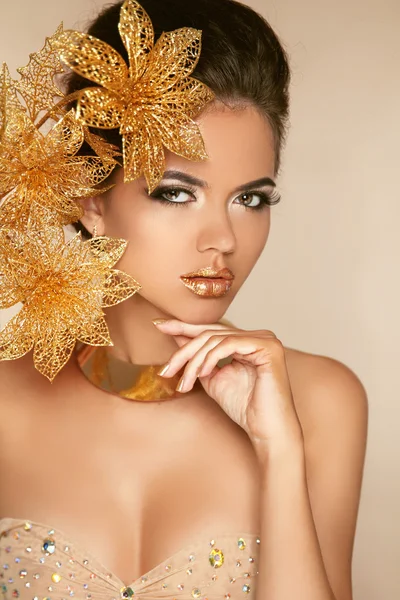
[0,103,368,596]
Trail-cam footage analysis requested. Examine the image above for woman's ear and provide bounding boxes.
[78,196,105,236]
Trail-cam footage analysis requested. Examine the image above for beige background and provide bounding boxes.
[1,0,399,597]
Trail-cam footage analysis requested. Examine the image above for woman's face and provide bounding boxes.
[84,103,277,324]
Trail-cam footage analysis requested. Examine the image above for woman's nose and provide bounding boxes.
[196,208,237,255]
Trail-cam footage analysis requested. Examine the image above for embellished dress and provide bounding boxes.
[0,519,260,600]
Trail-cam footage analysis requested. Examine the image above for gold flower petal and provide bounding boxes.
[88,236,128,268]
[0,63,23,135]
[77,314,112,346]
[122,129,147,183]
[119,0,154,80]
[56,30,129,92]
[45,109,83,158]
[59,156,116,197]
[35,187,84,225]
[102,269,141,307]
[0,309,35,361]
[144,28,202,90]
[33,325,76,382]
[149,109,208,162]
[163,77,215,119]
[77,87,126,129]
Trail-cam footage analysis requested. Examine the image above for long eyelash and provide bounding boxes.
[147,185,196,207]
[147,185,282,209]
[240,189,281,211]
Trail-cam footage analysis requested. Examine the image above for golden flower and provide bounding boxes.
[0,107,116,229]
[0,227,141,381]
[56,0,214,192]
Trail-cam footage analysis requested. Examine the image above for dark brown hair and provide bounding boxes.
[65,0,291,235]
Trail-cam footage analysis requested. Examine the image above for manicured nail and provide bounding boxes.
[176,375,186,393]
[157,363,170,376]
[152,318,170,326]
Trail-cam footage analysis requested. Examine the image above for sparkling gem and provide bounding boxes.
[248,557,255,563]
[188,554,195,562]
[83,584,88,590]
[224,595,231,599]
[52,574,62,583]
[5,548,11,554]
[120,587,134,598]
[56,562,62,568]
[89,574,96,580]
[237,538,246,551]
[7,579,13,584]
[69,574,75,580]
[191,589,201,599]
[161,583,168,589]
[165,565,171,572]
[68,560,74,565]
[83,560,88,566]
[64,546,69,552]
[42,539,56,555]
[69,592,74,597]
[1,585,7,593]
[12,590,19,598]
[209,549,224,568]
[177,584,184,591]
[243,572,250,578]
[86,595,92,600]
[48,530,55,536]
[2,566,8,571]
[236,561,241,567]
[186,568,193,575]
[14,559,20,564]
[25,583,30,588]
[107,574,112,580]
[230,577,236,584]
[23,523,32,532]
[18,571,27,579]
[13,533,20,541]
[33,574,40,579]
[256,538,261,544]
[242,584,251,593]
[209,539,215,547]
[25,547,32,553]
[211,575,218,582]
[48,586,53,592]
[39,558,45,564]
[140,576,147,583]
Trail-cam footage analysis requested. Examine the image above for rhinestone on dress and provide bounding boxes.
[191,589,201,599]
[242,583,251,593]
[237,538,246,551]
[120,586,134,598]
[209,549,224,568]
[42,539,56,555]
[51,574,62,583]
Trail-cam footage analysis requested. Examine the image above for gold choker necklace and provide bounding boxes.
[76,345,185,401]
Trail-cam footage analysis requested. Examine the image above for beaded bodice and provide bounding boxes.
[0,519,260,600]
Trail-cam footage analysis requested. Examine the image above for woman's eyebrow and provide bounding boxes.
[232,177,276,193]
[161,170,276,192]
[161,170,209,188]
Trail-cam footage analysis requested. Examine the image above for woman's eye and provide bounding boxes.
[234,192,264,208]
[160,188,192,203]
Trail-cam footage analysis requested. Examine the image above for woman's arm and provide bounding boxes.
[254,354,368,600]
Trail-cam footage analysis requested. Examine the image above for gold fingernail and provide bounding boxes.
[152,318,169,326]
[157,363,170,376]
[176,376,186,393]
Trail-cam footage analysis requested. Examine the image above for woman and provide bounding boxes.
[0,0,368,599]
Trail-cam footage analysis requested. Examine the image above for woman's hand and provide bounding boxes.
[153,319,304,454]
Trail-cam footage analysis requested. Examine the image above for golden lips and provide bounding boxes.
[180,267,235,297]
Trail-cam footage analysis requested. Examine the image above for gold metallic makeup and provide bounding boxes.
[180,267,235,298]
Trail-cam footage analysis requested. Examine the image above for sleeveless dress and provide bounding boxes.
[0,519,260,599]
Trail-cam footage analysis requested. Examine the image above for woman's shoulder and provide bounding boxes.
[283,345,368,443]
